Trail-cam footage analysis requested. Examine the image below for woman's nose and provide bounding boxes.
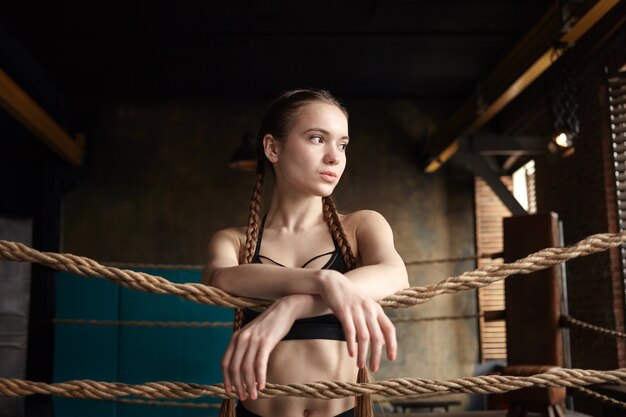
[324,146,340,165]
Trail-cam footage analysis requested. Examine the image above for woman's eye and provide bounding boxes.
[339,143,348,151]
[310,136,323,144]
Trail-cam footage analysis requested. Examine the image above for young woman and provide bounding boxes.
[203,89,409,417]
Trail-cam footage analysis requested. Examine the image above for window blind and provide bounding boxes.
[609,71,626,286]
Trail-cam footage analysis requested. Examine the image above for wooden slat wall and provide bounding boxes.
[525,161,537,214]
[475,176,512,361]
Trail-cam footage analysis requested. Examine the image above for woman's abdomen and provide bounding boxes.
[242,339,357,417]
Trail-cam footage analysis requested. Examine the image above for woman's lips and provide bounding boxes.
[320,172,337,182]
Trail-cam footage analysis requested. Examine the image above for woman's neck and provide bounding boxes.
[266,190,325,232]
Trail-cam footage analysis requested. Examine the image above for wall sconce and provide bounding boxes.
[229,132,257,171]
[548,131,575,157]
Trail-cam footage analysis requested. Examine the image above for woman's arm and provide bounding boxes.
[215,212,409,400]
[203,211,408,302]
[202,228,332,300]
[346,209,409,296]
[278,210,409,376]
[274,210,409,319]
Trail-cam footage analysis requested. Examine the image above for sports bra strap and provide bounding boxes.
[253,214,340,268]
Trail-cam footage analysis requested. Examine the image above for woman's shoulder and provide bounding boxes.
[339,210,392,251]
[208,226,247,250]
[340,209,390,230]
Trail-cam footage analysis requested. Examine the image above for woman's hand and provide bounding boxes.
[317,270,397,372]
[221,297,297,401]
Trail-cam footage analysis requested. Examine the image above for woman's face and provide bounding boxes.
[270,102,349,197]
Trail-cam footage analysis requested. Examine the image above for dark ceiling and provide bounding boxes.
[1,0,552,123]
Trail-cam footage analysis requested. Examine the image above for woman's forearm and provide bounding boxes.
[281,264,409,320]
[280,293,332,318]
[344,264,409,300]
[203,259,407,310]
[205,264,327,300]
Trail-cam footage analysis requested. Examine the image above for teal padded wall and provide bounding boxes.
[54,269,232,417]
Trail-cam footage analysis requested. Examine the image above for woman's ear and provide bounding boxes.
[263,134,280,163]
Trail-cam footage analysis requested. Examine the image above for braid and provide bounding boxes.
[322,196,357,270]
[243,172,265,264]
[221,172,264,417]
[237,171,265,329]
[323,196,372,416]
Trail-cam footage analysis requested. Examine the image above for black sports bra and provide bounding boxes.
[241,216,348,341]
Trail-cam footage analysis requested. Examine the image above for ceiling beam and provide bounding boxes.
[460,151,527,216]
[424,0,620,174]
[0,68,83,167]
[462,133,549,155]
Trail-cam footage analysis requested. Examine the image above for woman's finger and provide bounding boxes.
[366,309,384,372]
[338,309,357,358]
[229,332,250,400]
[241,340,259,400]
[221,334,237,394]
[353,309,370,369]
[255,343,271,391]
[379,313,398,361]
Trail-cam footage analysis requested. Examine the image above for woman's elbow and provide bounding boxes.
[395,267,410,291]
[202,267,223,288]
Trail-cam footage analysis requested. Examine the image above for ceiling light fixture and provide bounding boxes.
[229,132,257,171]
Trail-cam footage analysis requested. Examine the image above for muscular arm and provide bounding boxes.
[215,212,408,398]
[202,228,331,300]
[347,210,409,296]
[203,211,408,313]
[278,210,409,318]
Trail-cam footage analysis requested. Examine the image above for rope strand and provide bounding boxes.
[2,368,626,400]
[561,315,626,339]
[3,230,626,310]
[52,314,482,328]
[574,386,626,409]
[52,319,232,328]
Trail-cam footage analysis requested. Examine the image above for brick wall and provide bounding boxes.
[493,0,626,378]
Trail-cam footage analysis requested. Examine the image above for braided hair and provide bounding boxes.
[241,89,357,275]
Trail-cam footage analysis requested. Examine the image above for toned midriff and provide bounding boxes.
[241,339,357,417]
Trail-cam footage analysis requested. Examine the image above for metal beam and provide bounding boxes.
[0,68,83,167]
[462,134,548,155]
[461,152,527,216]
[424,0,621,173]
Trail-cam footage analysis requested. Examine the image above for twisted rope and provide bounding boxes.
[53,319,232,328]
[102,261,203,271]
[574,386,626,409]
[54,314,481,328]
[392,313,482,323]
[561,315,626,339]
[381,231,626,309]
[2,368,626,400]
[96,253,501,270]
[404,253,501,266]
[0,240,262,309]
[114,397,220,409]
[2,230,625,310]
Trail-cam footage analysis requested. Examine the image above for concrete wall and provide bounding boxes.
[0,217,32,417]
[62,98,478,403]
